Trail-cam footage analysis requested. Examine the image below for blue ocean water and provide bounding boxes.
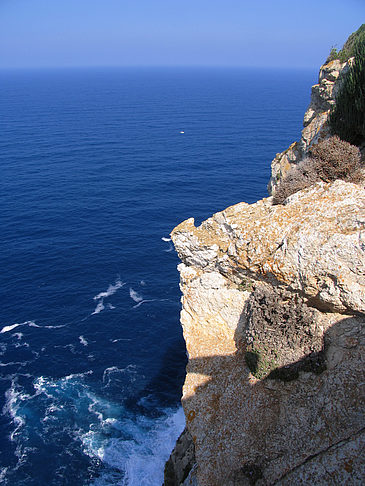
[0,67,316,485]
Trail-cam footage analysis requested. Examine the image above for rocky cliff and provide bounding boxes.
[165,59,365,485]
[268,58,351,195]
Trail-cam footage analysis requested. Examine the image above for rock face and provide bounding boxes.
[268,59,351,195]
[167,180,365,485]
[164,428,196,486]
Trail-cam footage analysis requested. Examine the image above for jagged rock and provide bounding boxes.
[169,180,365,486]
[173,181,365,314]
[164,428,196,486]
[268,59,350,195]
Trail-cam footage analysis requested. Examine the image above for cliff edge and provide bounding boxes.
[165,40,365,486]
[268,58,351,195]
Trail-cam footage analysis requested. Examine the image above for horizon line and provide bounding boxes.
[0,63,320,71]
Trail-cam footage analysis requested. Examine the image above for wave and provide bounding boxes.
[110,338,132,343]
[132,299,155,309]
[0,321,34,334]
[132,298,169,309]
[1,370,184,486]
[79,336,88,346]
[93,278,125,301]
[0,361,29,368]
[129,288,143,303]
[161,237,173,252]
[2,378,31,442]
[102,365,137,389]
[29,323,66,330]
[91,301,105,315]
[14,341,30,349]
[1,321,66,334]
[91,278,125,316]
[88,407,185,486]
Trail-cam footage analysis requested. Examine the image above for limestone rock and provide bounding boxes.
[169,180,365,486]
[268,59,350,195]
[173,180,365,314]
[164,428,196,486]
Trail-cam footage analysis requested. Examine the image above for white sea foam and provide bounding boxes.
[86,407,186,486]
[1,320,65,334]
[92,301,105,315]
[2,379,31,441]
[8,332,29,348]
[33,372,92,397]
[64,370,93,381]
[91,278,125,316]
[3,370,184,486]
[0,467,8,483]
[132,298,169,309]
[14,341,30,349]
[79,336,88,346]
[140,280,146,286]
[29,323,66,329]
[161,237,173,252]
[132,299,155,309]
[0,361,28,368]
[129,288,143,303]
[93,278,125,301]
[102,365,137,389]
[1,323,22,334]
[0,321,34,334]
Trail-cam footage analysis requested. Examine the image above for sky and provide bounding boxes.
[0,0,364,69]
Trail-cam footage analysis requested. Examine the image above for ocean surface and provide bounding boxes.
[0,66,316,485]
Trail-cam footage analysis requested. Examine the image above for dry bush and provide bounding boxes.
[273,136,363,205]
[272,158,320,205]
[309,135,362,182]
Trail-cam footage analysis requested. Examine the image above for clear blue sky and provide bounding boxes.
[0,0,364,69]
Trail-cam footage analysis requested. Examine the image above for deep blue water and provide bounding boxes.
[0,67,316,485]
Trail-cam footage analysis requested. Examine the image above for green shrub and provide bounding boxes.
[329,31,365,145]
[245,344,278,380]
[273,136,362,205]
[326,47,340,63]
[326,24,365,63]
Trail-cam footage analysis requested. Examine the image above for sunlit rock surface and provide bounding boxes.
[166,180,365,486]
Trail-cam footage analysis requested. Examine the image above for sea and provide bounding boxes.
[0,66,316,485]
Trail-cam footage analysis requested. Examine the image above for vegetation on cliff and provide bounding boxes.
[326,24,365,63]
[273,25,365,204]
[272,136,362,204]
[328,28,365,145]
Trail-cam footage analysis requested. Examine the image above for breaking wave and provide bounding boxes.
[1,372,184,486]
